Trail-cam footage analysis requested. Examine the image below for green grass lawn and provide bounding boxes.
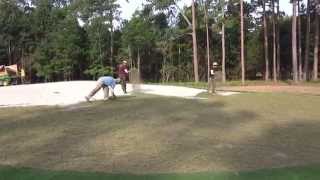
[1,165,320,180]
[1,93,320,179]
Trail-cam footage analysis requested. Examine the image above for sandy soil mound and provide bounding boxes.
[0,81,207,107]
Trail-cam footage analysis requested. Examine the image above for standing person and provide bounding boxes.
[20,68,26,84]
[85,76,119,102]
[208,62,218,94]
[118,60,129,94]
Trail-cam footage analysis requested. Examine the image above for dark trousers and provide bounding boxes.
[120,76,127,93]
[208,77,216,94]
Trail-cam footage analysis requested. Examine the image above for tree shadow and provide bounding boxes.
[0,94,319,174]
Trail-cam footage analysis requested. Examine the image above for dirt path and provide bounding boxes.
[218,85,320,95]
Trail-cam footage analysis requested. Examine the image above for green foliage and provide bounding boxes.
[31,3,88,81]
[0,0,318,83]
[84,64,113,80]
[85,17,110,65]
[146,0,176,10]
[0,75,11,82]
[122,14,155,51]
[246,31,264,78]
[160,63,177,82]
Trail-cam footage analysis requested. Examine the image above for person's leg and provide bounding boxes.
[208,77,212,93]
[123,79,127,93]
[86,82,103,101]
[120,76,127,93]
[208,77,214,94]
[212,77,216,93]
[103,86,109,100]
[109,88,117,99]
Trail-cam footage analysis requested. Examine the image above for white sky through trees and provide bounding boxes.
[118,0,307,20]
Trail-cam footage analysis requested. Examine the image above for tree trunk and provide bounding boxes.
[110,25,114,67]
[128,45,133,69]
[28,55,32,83]
[137,48,141,75]
[303,0,310,80]
[178,44,181,81]
[205,3,210,83]
[222,23,226,83]
[109,3,114,67]
[240,0,245,85]
[162,56,166,83]
[8,41,12,65]
[272,0,277,82]
[276,0,281,79]
[192,0,199,82]
[263,0,270,81]
[292,0,298,83]
[298,0,303,81]
[313,14,319,81]
[221,0,226,83]
[98,32,103,65]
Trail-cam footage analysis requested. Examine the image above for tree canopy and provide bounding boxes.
[0,0,319,83]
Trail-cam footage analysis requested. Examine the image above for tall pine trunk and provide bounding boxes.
[192,0,199,82]
[222,23,226,83]
[128,45,133,69]
[313,14,319,81]
[221,0,226,83]
[137,48,141,76]
[272,0,277,82]
[110,25,114,67]
[8,41,12,65]
[276,0,281,78]
[162,56,166,83]
[303,0,310,80]
[263,0,270,81]
[240,0,245,85]
[205,3,210,83]
[292,0,298,83]
[298,0,303,81]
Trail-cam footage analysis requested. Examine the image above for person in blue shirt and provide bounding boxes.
[85,76,120,102]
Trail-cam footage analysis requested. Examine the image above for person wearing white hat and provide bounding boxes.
[208,62,218,94]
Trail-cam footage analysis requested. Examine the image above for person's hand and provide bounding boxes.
[110,95,116,100]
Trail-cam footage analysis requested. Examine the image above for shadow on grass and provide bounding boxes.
[0,93,320,175]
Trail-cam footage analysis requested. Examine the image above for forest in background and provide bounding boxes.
[0,0,319,83]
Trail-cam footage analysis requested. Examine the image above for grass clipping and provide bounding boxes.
[129,68,141,93]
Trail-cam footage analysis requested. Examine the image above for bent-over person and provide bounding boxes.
[85,76,119,102]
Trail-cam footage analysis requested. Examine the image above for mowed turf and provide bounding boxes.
[1,165,320,180]
[0,93,320,178]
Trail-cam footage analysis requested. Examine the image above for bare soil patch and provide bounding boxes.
[218,85,320,95]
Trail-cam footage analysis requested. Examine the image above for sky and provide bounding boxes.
[118,0,308,20]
